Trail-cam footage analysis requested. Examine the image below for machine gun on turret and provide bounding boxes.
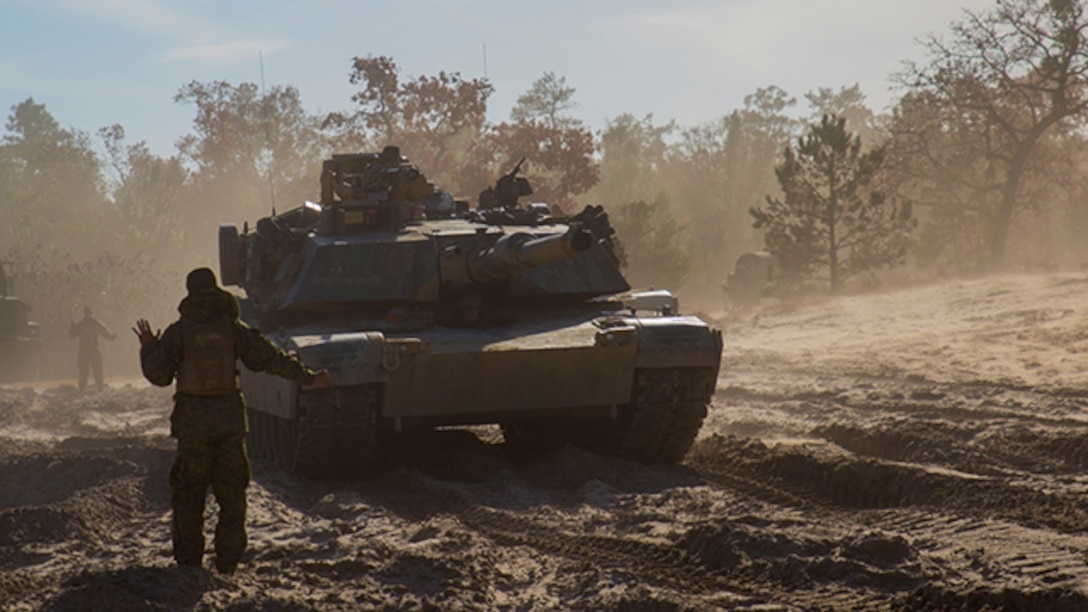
[478,157,532,211]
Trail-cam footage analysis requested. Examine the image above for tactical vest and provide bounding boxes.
[176,316,239,395]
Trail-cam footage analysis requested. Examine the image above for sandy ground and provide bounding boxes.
[3,272,1088,610]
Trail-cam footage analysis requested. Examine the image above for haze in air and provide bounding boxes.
[5,1,1088,609]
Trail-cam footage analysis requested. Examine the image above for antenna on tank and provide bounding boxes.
[260,50,276,214]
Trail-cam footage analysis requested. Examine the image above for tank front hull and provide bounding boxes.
[240,313,722,476]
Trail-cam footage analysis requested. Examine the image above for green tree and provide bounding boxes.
[99,124,188,255]
[511,72,579,130]
[884,89,1035,274]
[592,113,674,210]
[335,55,493,192]
[669,86,798,293]
[752,115,914,293]
[804,84,880,147]
[611,195,691,289]
[897,0,1088,269]
[469,74,597,212]
[473,120,598,212]
[1,98,106,257]
[174,80,327,253]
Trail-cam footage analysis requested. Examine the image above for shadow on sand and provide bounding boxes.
[41,564,216,611]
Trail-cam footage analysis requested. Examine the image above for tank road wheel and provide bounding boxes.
[588,368,714,464]
[293,385,382,480]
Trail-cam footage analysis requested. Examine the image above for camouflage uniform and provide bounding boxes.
[140,273,317,573]
[69,309,115,391]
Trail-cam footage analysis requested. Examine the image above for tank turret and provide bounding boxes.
[220,149,627,318]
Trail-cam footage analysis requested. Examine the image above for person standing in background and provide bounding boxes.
[69,306,116,391]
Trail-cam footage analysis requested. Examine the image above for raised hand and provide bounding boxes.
[131,318,160,347]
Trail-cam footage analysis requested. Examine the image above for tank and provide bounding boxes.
[219,146,722,478]
[0,262,41,383]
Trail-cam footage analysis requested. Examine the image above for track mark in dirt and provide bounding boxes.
[718,371,1088,428]
[873,511,1088,590]
[455,501,897,611]
[356,454,899,610]
[681,517,922,610]
[895,584,1088,612]
[689,434,1088,533]
[815,418,1088,478]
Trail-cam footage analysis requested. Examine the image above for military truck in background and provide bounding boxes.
[725,251,775,309]
[219,146,723,478]
[0,261,41,383]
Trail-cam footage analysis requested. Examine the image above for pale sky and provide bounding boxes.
[0,0,995,157]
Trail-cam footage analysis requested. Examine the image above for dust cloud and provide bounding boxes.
[3,272,1088,610]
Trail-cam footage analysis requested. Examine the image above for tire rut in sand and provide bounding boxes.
[814,419,1088,477]
[688,436,1088,609]
[721,370,1088,428]
[689,434,1088,533]
[365,463,898,610]
[457,503,894,610]
[873,511,1088,590]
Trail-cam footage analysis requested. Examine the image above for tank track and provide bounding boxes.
[247,384,381,480]
[609,367,714,463]
[246,404,297,471]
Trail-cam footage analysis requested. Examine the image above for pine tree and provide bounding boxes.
[751,115,914,293]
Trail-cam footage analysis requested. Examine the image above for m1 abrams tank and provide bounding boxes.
[0,262,41,383]
[219,146,722,478]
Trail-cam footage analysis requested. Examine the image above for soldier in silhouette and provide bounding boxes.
[68,306,115,391]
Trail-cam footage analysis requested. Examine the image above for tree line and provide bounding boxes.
[2,0,1087,377]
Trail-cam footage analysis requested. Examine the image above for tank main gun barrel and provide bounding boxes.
[469,226,593,283]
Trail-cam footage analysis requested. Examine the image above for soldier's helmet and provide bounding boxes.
[186,268,219,295]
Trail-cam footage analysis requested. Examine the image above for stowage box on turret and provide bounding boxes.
[219,146,722,478]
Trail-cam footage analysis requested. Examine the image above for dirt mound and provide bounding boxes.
[683,520,928,593]
[0,437,172,548]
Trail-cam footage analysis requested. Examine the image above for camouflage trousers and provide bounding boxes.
[170,433,251,569]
